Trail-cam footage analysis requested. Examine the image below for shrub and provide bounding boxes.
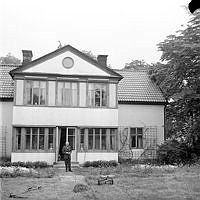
[0,161,52,168]
[82,160,118,168]
[156,139,198,165]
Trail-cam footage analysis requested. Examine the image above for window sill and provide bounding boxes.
[13,150,55,153]
[78,150,118,153]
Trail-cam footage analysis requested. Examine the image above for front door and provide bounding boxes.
[59,127,76,162]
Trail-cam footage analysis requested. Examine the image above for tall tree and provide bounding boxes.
[0,53,21,64]
[149,11,200,151]
[124,59,150,70]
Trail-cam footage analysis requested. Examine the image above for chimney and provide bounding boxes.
[97,55,108,67]
[22,50,33,65]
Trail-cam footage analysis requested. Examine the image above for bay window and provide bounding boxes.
[88,83,107,107]
[14,127,55,152]
[25,80,47,105]
[57,82,78,106]
[80,128,117,151]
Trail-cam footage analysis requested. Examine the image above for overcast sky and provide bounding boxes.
[1,0,191,69]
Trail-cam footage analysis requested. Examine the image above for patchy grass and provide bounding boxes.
[74,164,200,200]
[0,166,55,178]
[1,164,200,200]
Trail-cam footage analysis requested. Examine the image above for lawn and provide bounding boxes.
[1,164,200,200]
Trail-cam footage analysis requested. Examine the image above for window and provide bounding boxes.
[57,82,78,106]
[68,128,75,150]
[88,83,107,107]
[101,129,107,150]
[130,128,143,148]
[80,129,85,151]
[16,128,21,150]
[83,128,117,151]
[16,127,55,152]
[88,128,93,150]
[25,80,46,105]
[110,129,117,150]
[48,128,54,150]
[95,128,100,149]
[25,128,31,150]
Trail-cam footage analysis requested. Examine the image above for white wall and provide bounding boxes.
[0,101,13,157]
[77,152,118,164]
[118,104,165,145]
[13,106,118,127]
[11,153,55,164]
[15,80,23,105]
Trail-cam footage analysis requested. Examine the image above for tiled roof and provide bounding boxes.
[0,65,166,104]
[115,69,166,103]
[0,64,19,98]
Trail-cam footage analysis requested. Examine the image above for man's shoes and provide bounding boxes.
[69,170,73,172]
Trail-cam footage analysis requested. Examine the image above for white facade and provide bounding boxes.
[1,45,166,164]
[13,107,118,127]
[118,104,165,158]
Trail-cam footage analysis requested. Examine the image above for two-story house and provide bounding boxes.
[0,45,166,164]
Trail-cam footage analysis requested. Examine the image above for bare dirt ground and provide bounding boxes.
[1,165,200,200]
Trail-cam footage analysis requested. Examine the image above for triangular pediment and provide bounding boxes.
[11,45,122,79]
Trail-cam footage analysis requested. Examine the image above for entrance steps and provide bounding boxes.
[53,161,79,169]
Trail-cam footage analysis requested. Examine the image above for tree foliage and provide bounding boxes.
[81,50,97,60]
[150,11,200,151]
[124,59,150,70]
[0,53,21,64]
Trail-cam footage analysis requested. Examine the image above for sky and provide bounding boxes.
[1,0,192,69]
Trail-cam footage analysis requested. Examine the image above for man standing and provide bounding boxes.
[62,141,72,172]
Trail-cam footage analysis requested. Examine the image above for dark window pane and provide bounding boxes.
[39,128,45,150]
[131,136,136,148]
[16,128,21,150]
[40,88,46,105]
[101,129,106,150]
[102,85,107,106]
[137,128,143,135]
[88,129,93,150]
[95,89,100,107]
[95,128,100,149]
[48,128,54,150]
[25,128,31,150]
[110,129,116,150]
[130,128,136,135]
[32,128,38,150]
[80,129,84,150]
[68,128,75,150]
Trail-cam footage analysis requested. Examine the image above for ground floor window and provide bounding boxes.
[130,128,143,148]
[80,128,117,151]
[13,127,55,152]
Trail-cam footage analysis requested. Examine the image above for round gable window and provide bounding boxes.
[62,57,74,69]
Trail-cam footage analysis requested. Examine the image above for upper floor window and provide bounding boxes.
[88,83,107,107]
[25,80,46,105]
[57,82,78,106]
